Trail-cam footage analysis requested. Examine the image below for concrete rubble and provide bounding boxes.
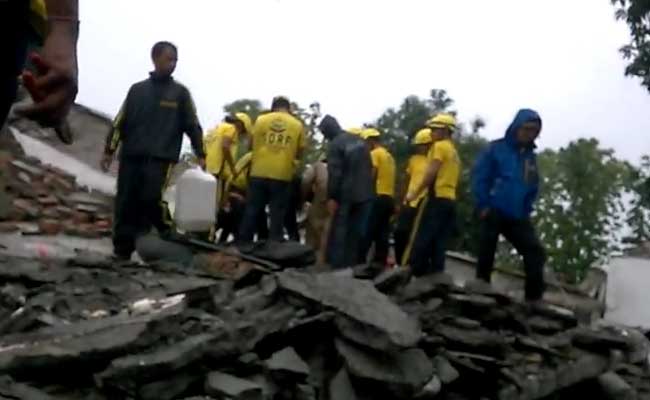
[0,133,112,239]
[0,247,646,400]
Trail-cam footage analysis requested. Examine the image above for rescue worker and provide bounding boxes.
[405,114,460,276]
[318,115,374,269]
[394,128,433,266]
[238,96,305,242]
[359,128,396,266]
[101,41,205,260]
[302,156,328,264]
[347,127,364,136]
[216,152,269,242]
[204,112,252,207]
[1,0,78,134]
[471,109,546,302]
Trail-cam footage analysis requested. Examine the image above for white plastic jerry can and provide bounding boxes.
[173,167,217,232]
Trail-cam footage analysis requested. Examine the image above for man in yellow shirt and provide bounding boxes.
[405,114,460,276]
[216,152,268,242]
[204,112,252,206]
[239,96,305,242]
[360,128,396,265]
[394,128,432,266]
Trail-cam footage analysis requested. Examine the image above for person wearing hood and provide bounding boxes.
[405,114,460,276]
[471,108,546,302]
[318,115,375,269]
[101,41,205,261]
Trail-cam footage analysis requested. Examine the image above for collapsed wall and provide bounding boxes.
[0,245,646,400]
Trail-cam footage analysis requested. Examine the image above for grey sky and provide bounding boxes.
[77,0,650,162]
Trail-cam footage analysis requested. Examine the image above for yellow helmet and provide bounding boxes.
[234,112,253,134]
[427,113,457,132]
[347,127,364,136]
[413,128,433,145]
[361,128,381,139]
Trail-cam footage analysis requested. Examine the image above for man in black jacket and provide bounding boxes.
[318,115,375,269]
[101,41,205,260]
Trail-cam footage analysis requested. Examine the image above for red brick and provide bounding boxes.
[0,222,19,233]
[38,219,62,235]
[95,220,111,230]
[71,211,91,224]
[12,199,40,219]
[76,223,102,239]
[37,195,59,207]
[42,208,60,219]
[55,206,74,217]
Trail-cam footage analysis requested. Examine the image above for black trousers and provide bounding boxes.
[394,205,417,266]
[0,1,29,129]
[327,200,372,269]
[283,176,302,241]
[239,177,290,242]
[113,157,173,257]
[359,195,395,264]
[477,211,546,301]
[409,197,456,276]
[217,194,269,243]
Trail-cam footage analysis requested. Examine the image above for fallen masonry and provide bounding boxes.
[0,133,112,238]
[0,248,646,400]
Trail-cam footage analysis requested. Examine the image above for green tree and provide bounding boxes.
[611,0,650,91]
[625,155,650,244]
[533,139,630,283]
[223,99,263,121]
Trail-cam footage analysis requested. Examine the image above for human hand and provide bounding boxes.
[17,22,78,127]
[100,153,113,173]
[327,199,339,216]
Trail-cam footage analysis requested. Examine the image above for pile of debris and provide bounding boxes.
[0,249,647,400]
[0,134,112,238]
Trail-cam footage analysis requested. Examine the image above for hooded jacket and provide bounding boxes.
[471,109,542,219]
[319,115,374,204]
[105,73,205,162]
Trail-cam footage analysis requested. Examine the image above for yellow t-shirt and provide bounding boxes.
[250,111,305,182]
[405,154,428,207]
[204,122,238,176]
[370,146,396,197]
[229,152,253,191]
[428,139,460,200]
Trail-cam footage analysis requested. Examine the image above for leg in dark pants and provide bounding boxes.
[113,159,144,258]
[409,198,456,276]
[140,159,174,235]
[283,176,301,241]
[359,195,394,264]
[267,179,291,241]
[373,195,394,264]
[476,212,546,301]
[394,206,417,266]
[239,177,271,242]
[327,200,372,269]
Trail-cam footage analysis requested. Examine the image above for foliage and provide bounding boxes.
[533,139,631,283]
[611,0,650,91]
[222,99,263,121]
[625,155,650,244]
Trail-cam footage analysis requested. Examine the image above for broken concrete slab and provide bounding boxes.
[97,333,222,388]
[329,368,358,400]
[264,347,310,383]
[204,371,263,400]
[277,271,421,350]
[335,338,434,397]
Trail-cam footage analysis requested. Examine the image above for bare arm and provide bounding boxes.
[406,160,441,203]
[18,0,79,127]
[221,137,236,176]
